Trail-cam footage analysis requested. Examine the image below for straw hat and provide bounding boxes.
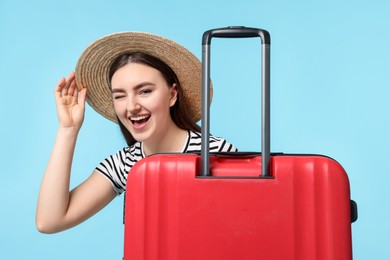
[75,31,209,123]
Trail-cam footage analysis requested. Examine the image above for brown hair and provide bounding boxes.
[108,52,200,146]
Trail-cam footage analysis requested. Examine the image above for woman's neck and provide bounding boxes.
[142,125,188,156]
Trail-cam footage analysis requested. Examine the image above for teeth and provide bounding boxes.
[131,115,149,121]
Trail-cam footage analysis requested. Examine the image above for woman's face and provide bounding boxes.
[111,63,177,144]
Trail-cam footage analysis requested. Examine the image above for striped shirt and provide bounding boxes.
[96,131,237,195]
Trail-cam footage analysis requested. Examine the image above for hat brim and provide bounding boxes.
[75,32,210,123]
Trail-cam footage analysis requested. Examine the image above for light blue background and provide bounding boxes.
[0,0,388,259]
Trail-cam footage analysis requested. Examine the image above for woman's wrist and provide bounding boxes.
[57,126,80,139]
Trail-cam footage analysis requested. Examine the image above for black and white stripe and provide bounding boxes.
[186,131,237,153]
[96,131,237,195]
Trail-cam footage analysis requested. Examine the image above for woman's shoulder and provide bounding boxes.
[187,131,238,152]
[108,142,143,161]
[188,130,231,142]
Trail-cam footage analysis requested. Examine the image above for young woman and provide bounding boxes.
[36,32,237,234]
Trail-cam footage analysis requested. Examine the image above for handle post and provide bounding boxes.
[201,26,271,177]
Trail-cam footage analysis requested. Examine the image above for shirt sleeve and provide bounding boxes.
[95,148,130,195]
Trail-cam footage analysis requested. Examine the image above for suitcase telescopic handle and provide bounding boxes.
[202,26,271,44]
[201,26,271,177]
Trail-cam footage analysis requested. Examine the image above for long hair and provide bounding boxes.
[108,52,201,146]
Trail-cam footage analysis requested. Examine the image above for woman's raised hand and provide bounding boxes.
[54,72,87,130]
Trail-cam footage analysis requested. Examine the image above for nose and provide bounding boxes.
[127,97,142,115]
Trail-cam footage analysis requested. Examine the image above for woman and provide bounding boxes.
[36,32,237,234]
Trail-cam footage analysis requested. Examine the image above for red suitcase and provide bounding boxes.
[123,27,357,260]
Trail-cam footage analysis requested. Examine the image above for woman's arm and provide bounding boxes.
[37,168,117,233]
[36,72,117,233]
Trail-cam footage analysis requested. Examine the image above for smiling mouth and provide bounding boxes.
[130,115,151,127]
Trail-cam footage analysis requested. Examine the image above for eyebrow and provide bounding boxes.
[111,82,156,93]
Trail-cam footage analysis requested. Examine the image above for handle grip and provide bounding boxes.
[202,26,271,45]
[201,26,271,177]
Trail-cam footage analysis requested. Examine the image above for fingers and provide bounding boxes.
[62,72,75,96]
[78,88,88,108]
[55,77,65,98]
[55,72,84,100]
[68,74,77,99]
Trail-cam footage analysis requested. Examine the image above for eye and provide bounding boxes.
[113,94,125,100]
[139,89,152,95]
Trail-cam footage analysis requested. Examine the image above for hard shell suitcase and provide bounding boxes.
[123,26,356,260]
